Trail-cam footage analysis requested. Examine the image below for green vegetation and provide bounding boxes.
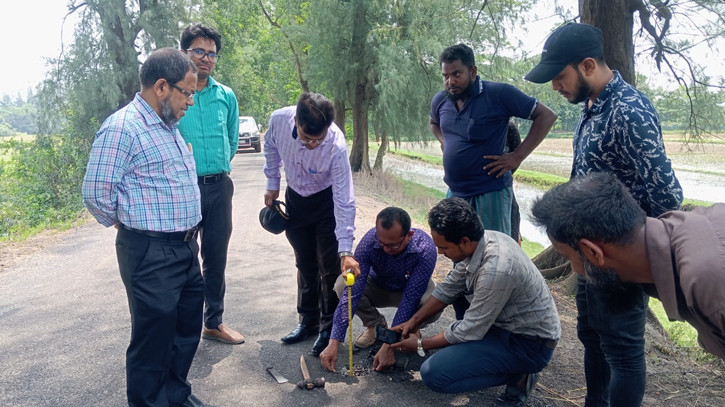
[650,298,714,362]
[387,149,442,166]
[514,169,569,190]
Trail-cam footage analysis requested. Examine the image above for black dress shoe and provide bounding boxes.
[170,394,219,407]
[310,330,331,357]
[494,372,539,407]
[281,324,317,344]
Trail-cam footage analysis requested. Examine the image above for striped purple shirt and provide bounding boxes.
[263,106,356,252]
[82,94,202,232]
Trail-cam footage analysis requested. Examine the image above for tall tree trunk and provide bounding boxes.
[350,78,371,172]
[373,122,388,171]
[334,98,345,135]
[580,0,636,85]
[348,0,371,172]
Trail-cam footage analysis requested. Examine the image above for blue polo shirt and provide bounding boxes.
[431,77,538,197]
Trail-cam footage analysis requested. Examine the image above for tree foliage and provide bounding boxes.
[0,0,198,239]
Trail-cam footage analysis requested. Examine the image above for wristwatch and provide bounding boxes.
[417,337,425,357]
[339,251,353,258]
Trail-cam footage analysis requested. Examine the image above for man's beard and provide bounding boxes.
[579,252,623,291]
[578,252,643,312]
[568,69,592,105]
[160,97,180,126]
[446,78,476,103]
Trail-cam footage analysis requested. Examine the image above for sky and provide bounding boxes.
[2,1,78,98]
[3,0,723,99]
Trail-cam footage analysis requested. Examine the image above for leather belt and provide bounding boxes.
[199,173,226,184]
[520,334,558,350]
[122,225,199,242]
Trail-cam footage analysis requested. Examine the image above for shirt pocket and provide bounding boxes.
[466,118,492,142]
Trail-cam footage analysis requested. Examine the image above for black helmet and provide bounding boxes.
[259,200,289,235]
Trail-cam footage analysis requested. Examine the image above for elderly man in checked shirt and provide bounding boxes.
[319,207,441,372]
[82,49,217,407]
[392,198,560,407]
[263,92,360,357]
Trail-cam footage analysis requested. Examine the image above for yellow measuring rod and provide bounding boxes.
[346,271,355,375]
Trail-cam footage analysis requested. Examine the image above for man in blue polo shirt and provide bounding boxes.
[430,43,557,237]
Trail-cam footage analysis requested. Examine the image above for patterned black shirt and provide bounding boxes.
[572,71,683,216]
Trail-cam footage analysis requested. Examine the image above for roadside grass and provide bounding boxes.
[650,298,715,362]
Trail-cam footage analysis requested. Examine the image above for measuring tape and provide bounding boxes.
[346,271,355,375]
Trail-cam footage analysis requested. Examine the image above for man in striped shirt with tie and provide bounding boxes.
[263,92,360,357]
[82,49,217,407]
[177,24,244,345]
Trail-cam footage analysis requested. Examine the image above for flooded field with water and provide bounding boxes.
[375,137,725,245]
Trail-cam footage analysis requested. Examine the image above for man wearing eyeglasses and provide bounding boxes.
[177,24,244,346]
[263,92,360,357]
[83,49,219,407]
[319,207,440,372]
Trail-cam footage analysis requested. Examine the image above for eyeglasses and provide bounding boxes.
[299,137,326,146]
[168,82,195,100]
[375,235,407,250]
[185,48,219,62]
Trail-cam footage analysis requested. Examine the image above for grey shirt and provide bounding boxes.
[645,204,725,360]
[433,231,561,344]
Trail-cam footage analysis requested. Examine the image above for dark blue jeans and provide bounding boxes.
[576,275,648,407]
[420,326,553,393]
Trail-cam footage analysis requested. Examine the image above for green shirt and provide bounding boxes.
[178,76,239,176]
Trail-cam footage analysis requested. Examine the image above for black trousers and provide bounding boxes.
[198,173,234,329]
[284,186,340,333]
[116,228,204,407]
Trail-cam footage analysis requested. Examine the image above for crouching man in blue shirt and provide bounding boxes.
[319,207,441,372]
[392,198,560,407]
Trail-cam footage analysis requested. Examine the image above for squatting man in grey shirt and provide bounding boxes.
[391,197,560,407]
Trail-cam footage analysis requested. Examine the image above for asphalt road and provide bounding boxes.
[0,151,510,407]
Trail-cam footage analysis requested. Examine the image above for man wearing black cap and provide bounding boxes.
[526,23,683,407]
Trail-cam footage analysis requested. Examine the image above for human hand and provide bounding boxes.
[391,320,419,339]
[319,340,339,372]
[341,256,360,278]
[482,152,523,178]
[264,190,279,207]
[373,344,396,371]
[389,333,419,353]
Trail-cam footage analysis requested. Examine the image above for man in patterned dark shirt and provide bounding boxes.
[319,207,440,372]
[526,23,683,407]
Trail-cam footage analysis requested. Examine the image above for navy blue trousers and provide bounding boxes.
[116,228,204,407]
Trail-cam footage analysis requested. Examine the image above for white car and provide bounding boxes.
[238,116,262,153]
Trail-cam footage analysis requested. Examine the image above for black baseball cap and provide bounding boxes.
[525,23,604,84]
[259,200,289,235]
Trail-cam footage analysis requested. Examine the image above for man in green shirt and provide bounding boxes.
[178,23,244,345]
